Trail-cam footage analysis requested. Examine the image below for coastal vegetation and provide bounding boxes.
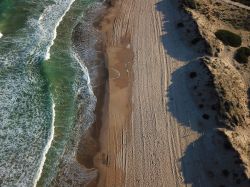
[183,0,197,9]
[234,47,250,64]
[215,30,242,47]
[231,0,250,6]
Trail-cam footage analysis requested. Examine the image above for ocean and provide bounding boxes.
[0,0,100,186]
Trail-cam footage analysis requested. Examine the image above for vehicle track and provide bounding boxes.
[94,0,215,186]
[220,0,250,10]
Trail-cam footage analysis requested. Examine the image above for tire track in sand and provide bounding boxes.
[94,0,208,186]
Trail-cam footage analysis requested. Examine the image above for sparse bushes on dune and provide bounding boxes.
[176,22,184,28]
[215,30,242,47]
[234,47,250,64]
[231,0,250,6]
[183,0,197,9]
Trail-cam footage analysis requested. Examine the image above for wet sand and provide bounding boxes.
[94,6,133,184]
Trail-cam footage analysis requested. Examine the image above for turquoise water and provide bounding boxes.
[0,0,97,186]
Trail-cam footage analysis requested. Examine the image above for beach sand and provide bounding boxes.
[90,0,245,186]
[94,0,201,186]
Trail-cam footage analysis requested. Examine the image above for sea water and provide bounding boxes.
[0,0,97,186]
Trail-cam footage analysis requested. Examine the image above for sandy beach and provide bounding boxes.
[90,0,249,186]
[94,0,203,186]
[1,0,249,186]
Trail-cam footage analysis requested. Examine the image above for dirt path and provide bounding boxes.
[221,0,250,10]
[94,0,218,186]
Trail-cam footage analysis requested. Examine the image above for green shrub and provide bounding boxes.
[183,0,197,9]
[232,0,250,6]
[234,47,250,64]
[215,30,242,47]
[177,22,184,28]
[191,37,201,45]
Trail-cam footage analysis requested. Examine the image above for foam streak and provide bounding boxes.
[44,0,76,60]
[33,99,55,187]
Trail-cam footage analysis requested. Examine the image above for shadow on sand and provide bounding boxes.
[156,0,201,61]
[156,0,249,186]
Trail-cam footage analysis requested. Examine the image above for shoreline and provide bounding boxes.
[50,2,108,186]
[89,0,248,186]
[73,2,128,185]
[74,0,250,186]
[71,1,132,185]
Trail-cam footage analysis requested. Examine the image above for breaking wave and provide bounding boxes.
[0,0,99,186]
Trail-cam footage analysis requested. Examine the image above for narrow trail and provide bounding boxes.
[94,0,214,186]
[220,0,250,10]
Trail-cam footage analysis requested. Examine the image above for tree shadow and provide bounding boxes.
[156,0,249,186]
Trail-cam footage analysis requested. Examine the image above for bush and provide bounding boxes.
[222,169,230,177]
[183,0,197,9]
[189,71,197,78]
[215,30,242,47]
[234,47,250,64]
[202,113,210,120]
[191,37,201,45]
[177,22,184,28]
[232,0,250,6]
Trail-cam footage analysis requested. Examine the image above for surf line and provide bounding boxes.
[44,0,76,60]
[33,1,77,185]
[33,98,55,187]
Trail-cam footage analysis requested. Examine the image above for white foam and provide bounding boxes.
[33,99,55,187]
[0,1,80,186]
[44,0,76,60]
[72,51,92,86]
[32,2,76,183]
[0,73,51,186]
[38,14,44,21]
